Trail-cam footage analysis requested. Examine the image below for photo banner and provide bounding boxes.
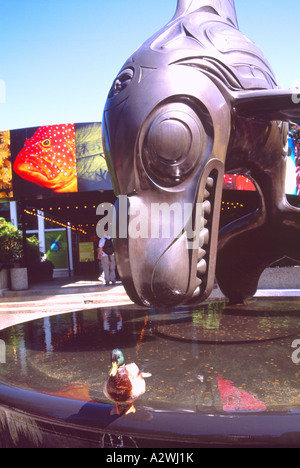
[0,122,113,200]
[0,130,13,199]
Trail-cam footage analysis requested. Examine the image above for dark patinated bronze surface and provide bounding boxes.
[102,0,300,308]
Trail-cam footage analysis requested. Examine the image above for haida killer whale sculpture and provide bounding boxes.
[102,0,300,307]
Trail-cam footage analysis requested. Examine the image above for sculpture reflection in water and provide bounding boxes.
[102,0,300,308]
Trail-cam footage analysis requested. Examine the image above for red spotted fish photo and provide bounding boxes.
[13,123,78,193]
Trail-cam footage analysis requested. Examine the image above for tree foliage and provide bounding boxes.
[0,217,40,264]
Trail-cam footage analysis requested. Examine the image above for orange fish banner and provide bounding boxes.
[13,123,78,194]
[1,122,113,199]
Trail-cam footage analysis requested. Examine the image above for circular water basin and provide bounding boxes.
[0,297,300,447]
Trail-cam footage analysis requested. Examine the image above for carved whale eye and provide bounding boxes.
[140,102,213,187]
[109,67,134,98]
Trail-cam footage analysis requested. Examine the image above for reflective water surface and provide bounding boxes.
[1,297,300,414]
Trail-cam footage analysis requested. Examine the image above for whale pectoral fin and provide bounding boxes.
[216,213,300,305]
[233,89,300,125]
[216,222,283,304]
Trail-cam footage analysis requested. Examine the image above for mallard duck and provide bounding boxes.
[104,348,151,415]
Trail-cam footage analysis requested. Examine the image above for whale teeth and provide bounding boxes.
[204,177,214,199]
[206,177,214,188]
[203,200,211,216]
[197,258,207,275]
[192,174,216,301]
[198,248,206,261]
[192,286,201,299]
[204,189,210,199]
[195,277,202,287]
[199,228,209,246]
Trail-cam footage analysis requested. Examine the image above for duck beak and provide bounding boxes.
[110,362,118,377]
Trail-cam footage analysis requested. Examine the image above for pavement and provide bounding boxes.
[0,273,299,331]
[0,276,133,330]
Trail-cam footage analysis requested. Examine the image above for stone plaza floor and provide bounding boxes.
[0,269,299,330]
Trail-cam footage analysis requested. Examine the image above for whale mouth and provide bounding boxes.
[149,161,224,307]
[112,159,224,308]
[113,159,224,309]
[188,166,223,304]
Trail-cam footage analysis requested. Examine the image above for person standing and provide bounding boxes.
[98,236,116,285]
[97,246,105,283]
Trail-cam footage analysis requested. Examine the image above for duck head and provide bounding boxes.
[110,349,125,377]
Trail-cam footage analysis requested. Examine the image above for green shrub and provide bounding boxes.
[0,217,40,265]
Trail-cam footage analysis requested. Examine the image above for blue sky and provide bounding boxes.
[0,0,299,130]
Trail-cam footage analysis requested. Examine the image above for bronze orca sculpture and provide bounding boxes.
[102,0,300,307]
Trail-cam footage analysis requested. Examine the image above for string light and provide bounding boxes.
[24,209,87,234]
[221,201,245,211]
[25,201,247,231]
